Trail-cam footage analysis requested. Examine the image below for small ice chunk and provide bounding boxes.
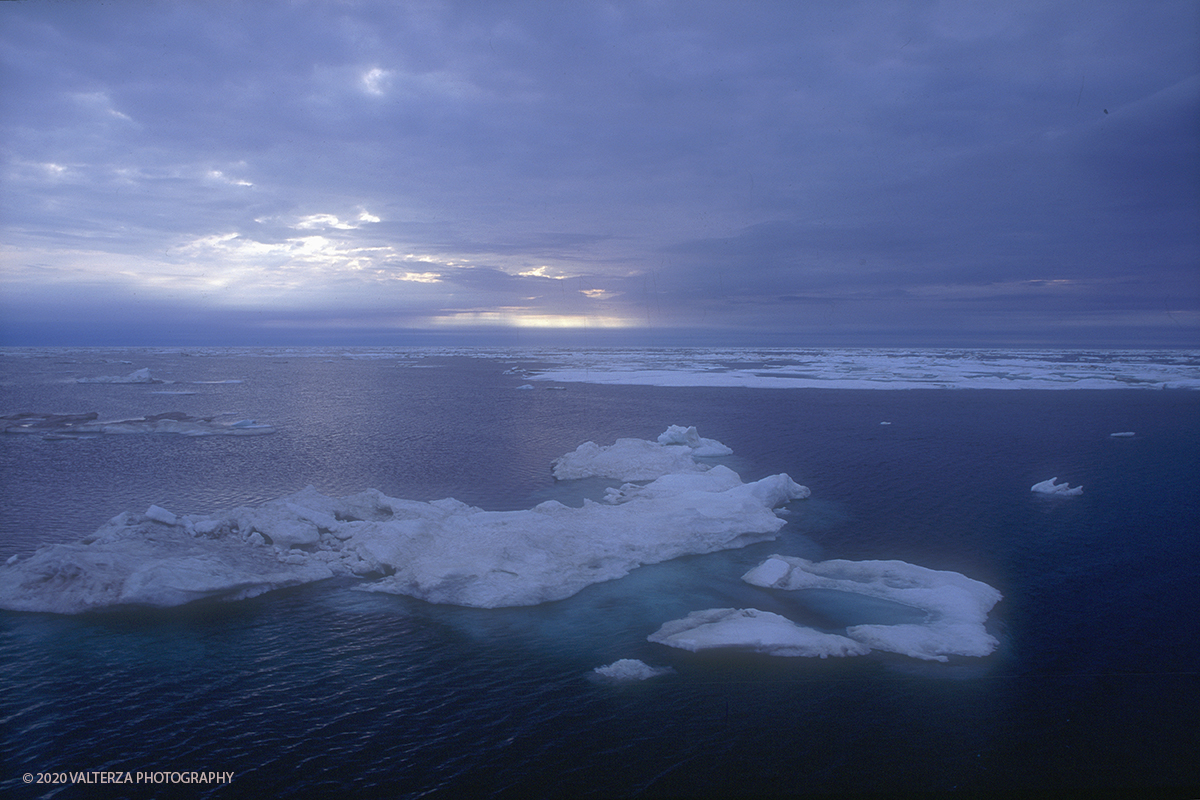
[1031,477,1083,495]
[6,554,18,566]
[648,608,872,658]
[145,505,178,526]
[1109,432,1135,438]
[516,384,535,390]
[592,659,674,681]
[745,556,791,587]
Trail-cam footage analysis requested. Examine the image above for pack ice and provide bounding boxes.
[649,556,1002,662]
[0,428,808,613]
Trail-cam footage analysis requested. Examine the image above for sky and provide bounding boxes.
[1,0,1197,348]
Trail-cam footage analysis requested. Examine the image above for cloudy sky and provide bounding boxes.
[2,1,1197,347]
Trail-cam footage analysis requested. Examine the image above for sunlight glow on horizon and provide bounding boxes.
[428,309,636,328]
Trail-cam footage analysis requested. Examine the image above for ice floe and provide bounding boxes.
[592,659,674,681]
[0,429,808,613]
[77,367,159,384]
[649,608,872,658]
[552,425,733,481]
[1109,431,1135,438]
[1,412,275,438]
[1031,477,1083,496]
[735,556,1003,662]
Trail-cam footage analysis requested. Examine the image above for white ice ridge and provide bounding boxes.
[1,412,275,438]
[592,659,674,681]
[552,425,734,480]
[77,367,158,384]
[0,435,809,613]
[648,608,872,658]
[1031,477,1083,495]
[734,556,1003,662]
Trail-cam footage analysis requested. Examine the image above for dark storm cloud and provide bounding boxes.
[1,0,1196,345]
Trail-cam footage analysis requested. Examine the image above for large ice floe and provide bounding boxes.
[1,412,275,438]
[0,428,808,613]
[649,556,1002,662]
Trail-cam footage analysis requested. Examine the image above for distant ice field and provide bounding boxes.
[5,345,1198,390]
[504,347,1200,389]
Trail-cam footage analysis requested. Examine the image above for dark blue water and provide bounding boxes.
[1,350,1198,797]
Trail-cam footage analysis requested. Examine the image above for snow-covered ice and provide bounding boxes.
[0,429,808,613]
[648,608,872,658]
[736,556,1003,662]
[1031,478,1083,495]
[592,659,674,681]
[552,425,733,480]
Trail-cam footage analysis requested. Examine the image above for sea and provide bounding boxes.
[1,347,1198,798]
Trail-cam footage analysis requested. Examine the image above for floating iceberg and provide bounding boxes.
[735,556,1003,662]
[0,433,809,613]
[1031,477,1083,496]
[552,425,732,480]
[648,608,871,658]
[77,367,159,384]
[592,659,674,681]
[1,412,275,438]
[1109,431,1135,438]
